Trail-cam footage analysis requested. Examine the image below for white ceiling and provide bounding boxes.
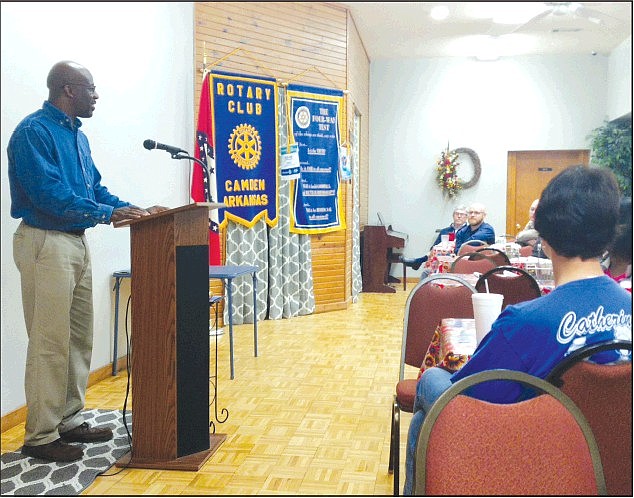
[338,2,632,60]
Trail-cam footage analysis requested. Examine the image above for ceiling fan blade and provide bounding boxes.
[503,8,554,36]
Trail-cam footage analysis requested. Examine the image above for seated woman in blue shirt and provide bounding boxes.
[403,166,632,495]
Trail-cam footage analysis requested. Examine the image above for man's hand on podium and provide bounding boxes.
[146,205,170,215]
[110,206,151,223]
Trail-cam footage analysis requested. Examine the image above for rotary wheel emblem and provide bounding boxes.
[228,124,262,170]
[295,105,311,129]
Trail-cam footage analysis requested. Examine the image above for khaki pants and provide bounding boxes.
[13,222,93,446]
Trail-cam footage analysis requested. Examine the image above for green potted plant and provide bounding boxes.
[587,118,632,197]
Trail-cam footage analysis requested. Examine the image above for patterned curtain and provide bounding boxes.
[223,88,315,324]
[351,111,362,301]
[224,220,268,324]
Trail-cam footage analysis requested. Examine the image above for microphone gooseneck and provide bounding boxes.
[142,140,210,191]
[142,139,186,155]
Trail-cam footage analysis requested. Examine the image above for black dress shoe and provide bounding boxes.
[60,422,113,443]
[21,439,83,462]
[400,256,427,271]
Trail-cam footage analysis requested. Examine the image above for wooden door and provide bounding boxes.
[506,150,589,236]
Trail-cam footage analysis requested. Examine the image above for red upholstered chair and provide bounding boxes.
[474,247,510,266]
[547,340,633,496]
[450,252,497,274]
[475,265,541,309]
[389,273,476,495]
[457,239,488,255]
[414,370,607,496]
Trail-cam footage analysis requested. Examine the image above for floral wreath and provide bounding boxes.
[436,146,461,198]
[436,145,482,197]
[454,147,481,189]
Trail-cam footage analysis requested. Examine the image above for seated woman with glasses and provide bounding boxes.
[454,202,496,253]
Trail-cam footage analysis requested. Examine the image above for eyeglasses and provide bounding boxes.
[454,212,467,217]
[467,210,484,215]
[63,83,97,93]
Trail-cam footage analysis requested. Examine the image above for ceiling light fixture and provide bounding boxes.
[430,5,449,21]
[491,3,550,24]
[552,2,582,16]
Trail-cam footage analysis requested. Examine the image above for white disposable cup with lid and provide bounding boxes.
[441,234,450,244]
[471,293,504,345]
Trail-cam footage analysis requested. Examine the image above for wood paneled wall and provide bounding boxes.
[346,13,370,228]
[195,2,369,313]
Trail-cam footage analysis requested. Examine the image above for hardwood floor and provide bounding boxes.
[1,287,420,495]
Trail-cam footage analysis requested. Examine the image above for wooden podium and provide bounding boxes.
[114,202,225,470]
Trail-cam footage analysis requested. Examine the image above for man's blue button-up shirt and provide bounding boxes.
[8,101,130,232]
[454,222,496,253]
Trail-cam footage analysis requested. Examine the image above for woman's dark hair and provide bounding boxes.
[610,223,633,261]
[610,196,633,261]
[618,197,632,226]
[534,165,620,259]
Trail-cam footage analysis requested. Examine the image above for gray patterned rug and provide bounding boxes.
[1,409,132,496]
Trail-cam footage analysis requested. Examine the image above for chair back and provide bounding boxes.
[474,247,510,266]
[547,340,632,496]
[462,239,488,248]
[450,252,497,274]
[414,369,606,496]
[400,274,476,379]
[475,265,541,309]
[457,239,487,255]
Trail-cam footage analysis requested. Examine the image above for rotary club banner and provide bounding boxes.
[210,70,279,228]
[287,84,345,234]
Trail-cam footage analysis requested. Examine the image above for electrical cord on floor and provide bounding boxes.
[97,294,133,477]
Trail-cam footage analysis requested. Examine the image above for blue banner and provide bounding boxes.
[287,84,345,234]
[211,71,278,228]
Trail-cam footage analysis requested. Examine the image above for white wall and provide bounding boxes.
[1,2,195,415]
[607,36,632,120]
[369,54,620,270]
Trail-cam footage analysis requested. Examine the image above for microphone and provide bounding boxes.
[143,139,186,155]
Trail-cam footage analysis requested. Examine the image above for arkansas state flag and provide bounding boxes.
[192,71,222,265]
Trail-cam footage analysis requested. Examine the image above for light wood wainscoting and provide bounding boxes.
[2,288,414,495]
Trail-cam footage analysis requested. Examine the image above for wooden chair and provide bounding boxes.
[474,247,510,266]
[450,252,497,275]
[475,265,541,309]
[414,369,607,495]
[546,340,633,496]
[389,274,476,495]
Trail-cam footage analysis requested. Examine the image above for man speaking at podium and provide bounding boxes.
[8,61,166,462]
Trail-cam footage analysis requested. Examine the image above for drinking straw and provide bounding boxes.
[485,280,490,293]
